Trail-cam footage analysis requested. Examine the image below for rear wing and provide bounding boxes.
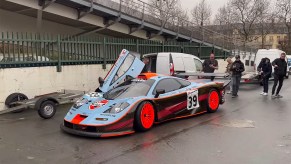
[176,72,230,78]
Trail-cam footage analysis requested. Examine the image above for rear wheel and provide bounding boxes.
[134,101,155,132]
[5,93,28,113]
[207,89,220,113]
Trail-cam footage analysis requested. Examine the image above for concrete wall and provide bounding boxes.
[0,59,228,111]
[0,9,83,36]
[0,65,111,111]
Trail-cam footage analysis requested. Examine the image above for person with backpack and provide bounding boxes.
[230,55,245,98]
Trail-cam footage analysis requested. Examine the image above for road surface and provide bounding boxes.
[0,80,291,164]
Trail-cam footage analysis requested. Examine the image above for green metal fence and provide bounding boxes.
[0,32,230,71]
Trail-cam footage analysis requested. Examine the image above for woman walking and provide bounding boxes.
[225,57,233,94]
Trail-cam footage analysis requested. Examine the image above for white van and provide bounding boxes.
[287,55,291,74]
[238,49,289,82]
[142,52,203,75]
[254,49,289,79]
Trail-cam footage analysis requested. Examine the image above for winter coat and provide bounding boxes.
[272,58,287,76]
[230,60,245,75]
[257,58,272,78]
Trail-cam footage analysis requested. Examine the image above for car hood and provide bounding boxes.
[64,93,144,125]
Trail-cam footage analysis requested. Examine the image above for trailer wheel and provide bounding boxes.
[37,100,57,119]
[5,93,28,113]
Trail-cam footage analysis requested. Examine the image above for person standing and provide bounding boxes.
[271,53,287,99]
[257,58,272,96]
[203,53,218,81]
[230,55,245,98]
[225,57,233,94]
[141,57,150,73]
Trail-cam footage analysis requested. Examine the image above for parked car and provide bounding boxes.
[60,49,229,137]
[142,52,203,76]
[0,55,50,62]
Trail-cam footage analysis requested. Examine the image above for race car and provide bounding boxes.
[60,49,229,137]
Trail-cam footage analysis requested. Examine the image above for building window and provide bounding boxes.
[277,36,281,41]
[269,36,273,42]
[284,36,287,41]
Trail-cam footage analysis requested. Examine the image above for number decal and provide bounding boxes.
[187,90,200,110]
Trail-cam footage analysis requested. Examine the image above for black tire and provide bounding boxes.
[37,100,57,119]
[134,101,155,132]
[5,93,28,113]
[207,89,220,113]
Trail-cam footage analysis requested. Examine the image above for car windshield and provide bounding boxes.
[104,79,155,100]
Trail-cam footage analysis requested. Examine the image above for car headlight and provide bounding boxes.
[105,102,130,114]
[73,98,88,109]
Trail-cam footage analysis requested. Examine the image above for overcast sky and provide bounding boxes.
[144,0,277,22]
[180,0,276,20]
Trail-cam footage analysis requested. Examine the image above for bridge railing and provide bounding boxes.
[0,32,233,71]
[91,0,244,51]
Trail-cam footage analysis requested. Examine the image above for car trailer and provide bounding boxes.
[0,90,85,119]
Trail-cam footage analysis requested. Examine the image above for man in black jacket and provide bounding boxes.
[230,55,245,98]
[271,53,287,99]
[203,53,218,81]
[257,58,272,96]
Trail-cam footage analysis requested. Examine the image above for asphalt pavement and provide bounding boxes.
[0,80,291,164]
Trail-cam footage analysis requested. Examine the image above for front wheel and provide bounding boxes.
[134,101,155,132]
[37,100,57,119]
[207,89,220,113]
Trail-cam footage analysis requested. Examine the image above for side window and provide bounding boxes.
[111,54,135,84]
[176,79,191,87]
[251,61,254,66]
[245,60,250,66]
[194,59,203,72]
[154,79,182,94]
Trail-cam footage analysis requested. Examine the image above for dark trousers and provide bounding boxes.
[272,74,284,95]
[262,77,270,93]
[232,74,241,96]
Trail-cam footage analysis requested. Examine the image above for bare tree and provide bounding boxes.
[275,0,291,53]
[148,0,183,27]
[257,8,275,49]
[122,0,140,16]
[191,0,212,26]
[214,4,234,36]
[169,3,189,26]
[229,0,271,46]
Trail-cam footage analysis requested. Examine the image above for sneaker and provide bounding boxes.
[276,95,283,98]
[227,91,232,94]
[260,92,265,95]
[232,95,238,98]
[263,93,268,96]
[271,95,277,99]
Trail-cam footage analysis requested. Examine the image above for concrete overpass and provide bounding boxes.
[0,0,234,52]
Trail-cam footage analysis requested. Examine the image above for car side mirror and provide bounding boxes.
[155,89,165,98]
[99,77,105,87]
